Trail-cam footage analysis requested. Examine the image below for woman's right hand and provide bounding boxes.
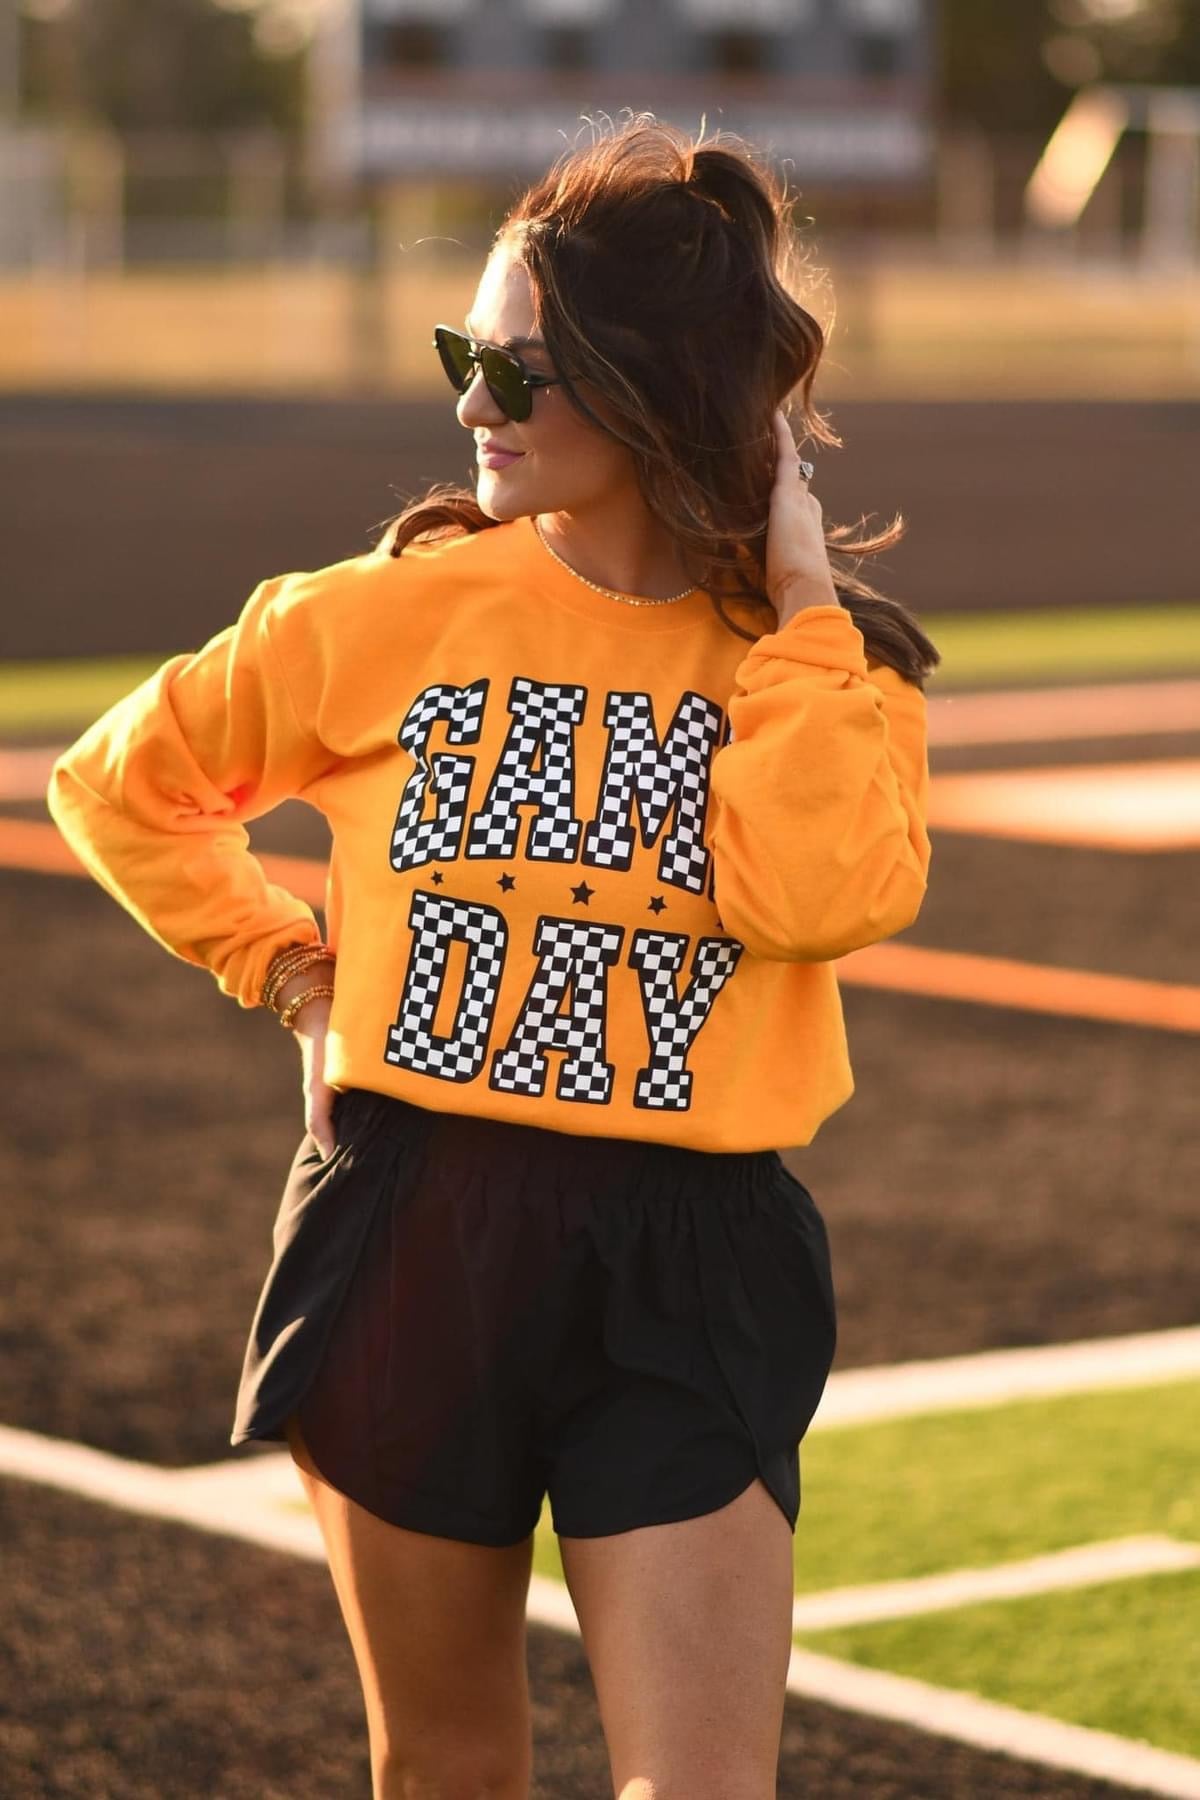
[273,969,338,1156]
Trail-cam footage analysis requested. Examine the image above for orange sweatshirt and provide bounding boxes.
[46,512,931,1152]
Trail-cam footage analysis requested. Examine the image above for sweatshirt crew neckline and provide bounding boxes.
[512,511,720,635]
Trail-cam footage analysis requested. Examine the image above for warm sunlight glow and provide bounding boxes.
[1026,85,1129,227]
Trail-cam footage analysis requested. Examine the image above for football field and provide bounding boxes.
[2,395,1197,1798]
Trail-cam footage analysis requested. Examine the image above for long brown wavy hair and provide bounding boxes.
[375,111,940,690]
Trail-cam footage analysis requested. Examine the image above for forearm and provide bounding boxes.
[774,571,842,630]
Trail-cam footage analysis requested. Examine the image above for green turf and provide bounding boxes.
[793,1566,1200,1759]
[920,602,1200,687]
[0,658,162,734]
[527,1378,1200,1586]
[785,1378,1200,1591]
[278,1374,1200,1755]
[2,602,1199,734]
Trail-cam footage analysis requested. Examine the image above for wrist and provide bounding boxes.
[261,940,336,1012]
[279,983,335,1034]
[772,574,841,629]
[273,963,335,1016]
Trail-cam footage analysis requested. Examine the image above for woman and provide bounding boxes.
[48,115,938,1800]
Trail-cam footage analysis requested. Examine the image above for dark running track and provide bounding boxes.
[2,392,1197,661]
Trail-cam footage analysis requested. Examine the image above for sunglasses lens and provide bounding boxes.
[480,347,532,422]
[434,328,474,392]
[434,328,532,422]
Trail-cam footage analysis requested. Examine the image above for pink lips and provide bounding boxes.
[478,445,524,469]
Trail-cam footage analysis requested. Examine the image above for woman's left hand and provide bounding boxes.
[765,408,841,627]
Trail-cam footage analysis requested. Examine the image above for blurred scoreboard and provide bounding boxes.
[311,0,935,188]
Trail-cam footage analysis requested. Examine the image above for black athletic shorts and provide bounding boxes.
[231,1086,838,1548]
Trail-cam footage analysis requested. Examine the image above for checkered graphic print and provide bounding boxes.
[391,679,489,872]
[465,677,586,863]
[380,670,747,1111]
[629,930,744,1111]
[583,689,721,893]
[384,888,506,1082]
[490,915,624,1103]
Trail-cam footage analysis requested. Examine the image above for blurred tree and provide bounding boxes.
[21,0,307,132]
[939,0,1200,131]
[18,0,1200,140]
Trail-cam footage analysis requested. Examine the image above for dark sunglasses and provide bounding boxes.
[432,324,562,423]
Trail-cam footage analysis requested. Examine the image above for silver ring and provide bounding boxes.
[797,458,814,481]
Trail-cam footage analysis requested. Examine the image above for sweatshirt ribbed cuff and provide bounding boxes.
[736,603,869,683]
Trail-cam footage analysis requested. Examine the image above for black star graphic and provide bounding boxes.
[498,872,516,892]
[570,880,595,905]
[648,895,667,914]
[430,870,444,885]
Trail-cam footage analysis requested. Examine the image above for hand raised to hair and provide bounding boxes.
[765,407,842,629]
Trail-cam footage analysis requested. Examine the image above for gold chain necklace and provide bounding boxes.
[533,515,695,607]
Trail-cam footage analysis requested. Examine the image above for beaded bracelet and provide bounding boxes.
[262,942,327,1002]
[263,956,335,1013]
[278,982,337,1032]
[264,957,332,1015]
[263,940,331,990]
[261,941,336,1012]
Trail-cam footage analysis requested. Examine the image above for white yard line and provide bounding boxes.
[784,1648,1200,1800]
[791,1533,1200,1630]
[2,1324,1197,1517]
[4,1325,1200,1798]
[3,1428,1198,1800]
[813,1322,1200,1428]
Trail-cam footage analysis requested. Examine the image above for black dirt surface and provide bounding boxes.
[0,1477,1161,1799]
[3,392,1197,659]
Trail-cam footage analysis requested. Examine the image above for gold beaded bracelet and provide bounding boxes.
[263,955,336,1013]
[261,941,336,1012]
[262,944,327,1002]
[278,982,337,1032]
[264,939,331,977]
[264,958,335,1013]
[263,941,331,989]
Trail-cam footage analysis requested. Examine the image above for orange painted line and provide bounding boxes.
[928,758,1200,851]
[927,679,1200,747]
[0,818,329,907]
[0,746,62,796]
[838,940,1200,1034]
[6,818,1197,1037]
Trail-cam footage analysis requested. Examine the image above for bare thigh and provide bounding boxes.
[558,1473,794,1800]
[285,1413,535,1800]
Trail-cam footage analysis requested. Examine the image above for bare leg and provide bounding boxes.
[285,1413,536,1800]
[559,1473,794,1800]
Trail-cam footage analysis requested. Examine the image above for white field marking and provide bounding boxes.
[0,1418,580,1629]
[1,1324,1197,1524]
[810,1322,1200,1429]
[2,1431,1199,1800]
[927,678,1200,747]
[783,1647,1200,1800]
[791,1534,1200,1631]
